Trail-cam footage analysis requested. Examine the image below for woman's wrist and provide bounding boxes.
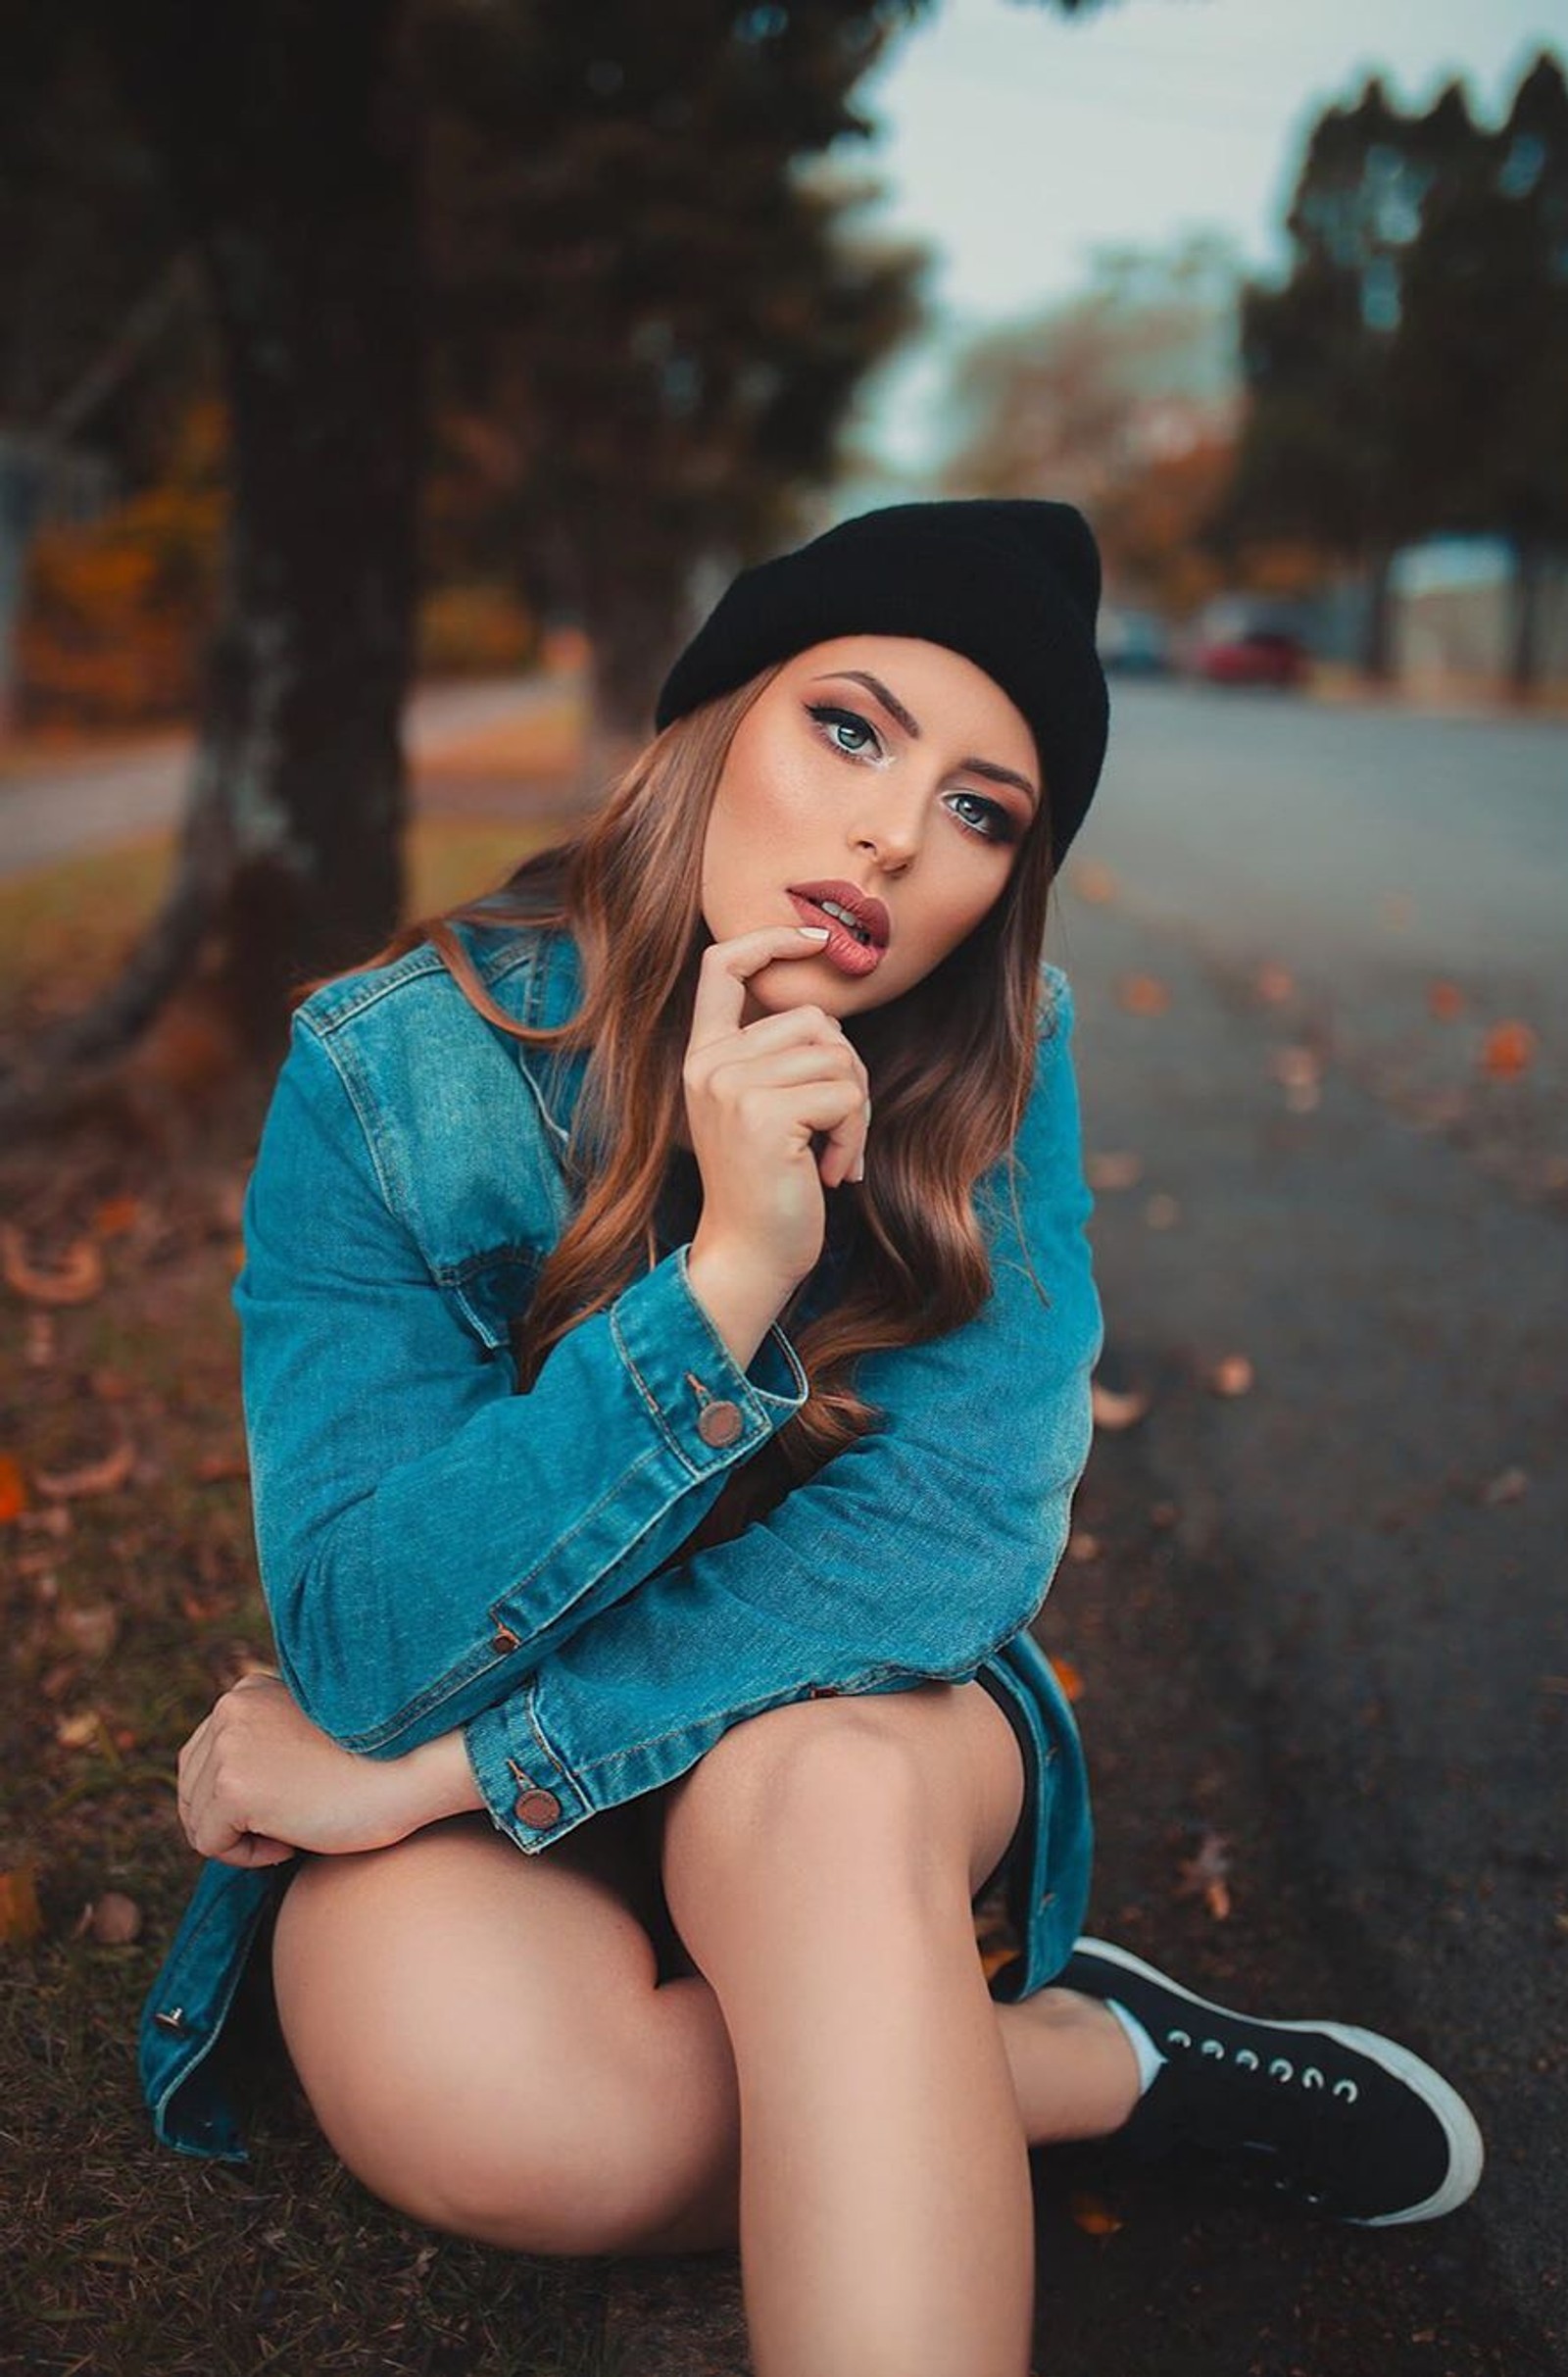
[685,1233,791,1374]
[392,1729,485,1835]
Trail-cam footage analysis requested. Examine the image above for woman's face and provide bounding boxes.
[700,635,1041,1022]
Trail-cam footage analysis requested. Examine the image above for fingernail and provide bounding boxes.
[852,1155,865,1182]
[797,925,830,939]
[863,1098,872,1124]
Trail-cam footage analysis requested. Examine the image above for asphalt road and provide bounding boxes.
[1029,680,1567,2376]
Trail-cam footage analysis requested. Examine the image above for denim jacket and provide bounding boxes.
[139,918,1103,2159]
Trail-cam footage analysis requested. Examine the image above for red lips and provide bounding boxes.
[785,879,892,949]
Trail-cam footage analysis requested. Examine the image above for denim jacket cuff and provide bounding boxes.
[465,1678,596,1851]
[608,1244,808,1477]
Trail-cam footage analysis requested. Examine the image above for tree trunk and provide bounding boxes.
[77,1,423,1065]
[575,548,688,802]
[1361,546,1395,683]
[0,433,47,738]
[1507,534,1542,701]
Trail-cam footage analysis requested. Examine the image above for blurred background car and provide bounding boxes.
[1098,605,1174,676]
[1189,595,1310,688]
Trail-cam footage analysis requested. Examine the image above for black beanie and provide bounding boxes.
[655,498,1108,869]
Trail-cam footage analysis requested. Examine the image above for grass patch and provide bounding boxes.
[0,816,566,1039]
[0,810,635,2376]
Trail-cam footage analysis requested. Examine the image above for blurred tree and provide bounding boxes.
[418,0,927,779]
[33,0,425,1079]
[1388,53,1568,694]
[940,233,1242,613]
[0,9,197,732]
[1225,77,1475,677]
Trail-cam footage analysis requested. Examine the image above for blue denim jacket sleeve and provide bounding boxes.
[466,972,1104,1845]
[235,1015,808,1751]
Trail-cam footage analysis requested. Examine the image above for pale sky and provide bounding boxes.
[835,0,1562,473]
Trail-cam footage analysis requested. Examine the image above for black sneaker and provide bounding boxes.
[1059,1938,1484,2226]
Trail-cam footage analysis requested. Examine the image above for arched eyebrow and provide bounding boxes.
[808,669,1039,812]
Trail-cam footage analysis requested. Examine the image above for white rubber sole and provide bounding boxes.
[1072,1936,1486,2225]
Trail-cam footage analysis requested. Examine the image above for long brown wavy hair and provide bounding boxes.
[340,662,1056,1540]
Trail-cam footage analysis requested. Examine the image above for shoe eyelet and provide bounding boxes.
[1268,2056,1294,2084]
[1200,2038,1225,2059]
[1333,2077,1358,2104]
[1166,2028,1193,2051]
[1235,2048,1260,2071]
[1301,2066,1325,2090]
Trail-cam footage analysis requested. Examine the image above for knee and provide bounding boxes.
[664,1697,942,1897]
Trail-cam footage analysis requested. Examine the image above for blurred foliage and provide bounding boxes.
[415,0,930,731]
[941,234,1245,615]
[416,580,541,678]
[17,401,225,730]
[1227,51,1568,684]
[0,10,195,465]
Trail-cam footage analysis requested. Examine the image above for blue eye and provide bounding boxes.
[947,790,1018,845]
[806,702,881,758]
[806,702,1019,843]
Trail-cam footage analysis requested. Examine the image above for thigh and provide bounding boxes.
[270,1802,673,2242]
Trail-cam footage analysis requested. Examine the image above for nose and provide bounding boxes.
[849,780,927,874]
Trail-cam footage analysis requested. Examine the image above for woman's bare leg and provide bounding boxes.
[270,1808,750,2256]
[653,1681,1140,2377]
[271,1685,1138,2334]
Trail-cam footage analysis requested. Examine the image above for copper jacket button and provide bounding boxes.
[514,1787,562,1828]
[697,1400,744,1448]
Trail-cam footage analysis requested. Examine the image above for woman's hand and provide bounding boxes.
[683,926,872,1334]
[175,1674,481,1867]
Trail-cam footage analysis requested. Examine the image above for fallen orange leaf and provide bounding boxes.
[1072,862,1118,906]
[1117,973,1172,1017]
[1069,2191,1124,2237]
[1087,1151,1144,1192]
[91,1196,141,1240]
[1480,1021,1537,1079]
[1208,1355,1254,1398]
[0,1864,43,1949]
[0,1454,27,1524]
[85,1892,142,1945]
[1092,1379,1151,1433]
[55,1710,103,1751]
[1175,1830,1234,1921]
[59,1603,120,1659]
[35,1436,135,1501]
[1254,964,1295,1005]
[0,1224,105,1307]
[194,1451,250,1485]
[1426,981,1465,1021]
[1066,1529,1102,1564]
[1050,1655,1086,1704]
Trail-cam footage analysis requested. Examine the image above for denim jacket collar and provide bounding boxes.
[499,919,588,1149]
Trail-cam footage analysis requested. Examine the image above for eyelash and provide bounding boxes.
[803,704,1020,845]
